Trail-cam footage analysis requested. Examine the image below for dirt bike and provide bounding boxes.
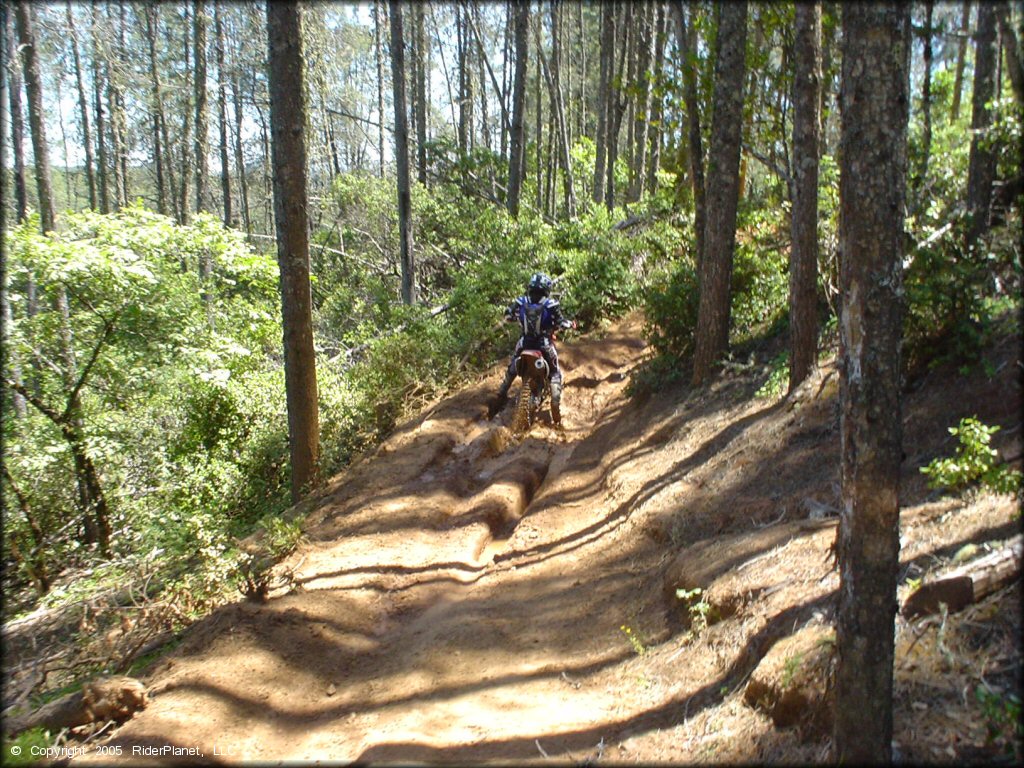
[511,348,556,433]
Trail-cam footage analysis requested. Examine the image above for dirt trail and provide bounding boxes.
[75,312,1022,764]
[82,314,667,763]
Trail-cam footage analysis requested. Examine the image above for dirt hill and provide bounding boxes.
[74,312,1021,764]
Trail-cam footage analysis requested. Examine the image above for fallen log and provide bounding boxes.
[902,534,1022,619]
[3,676,147,737]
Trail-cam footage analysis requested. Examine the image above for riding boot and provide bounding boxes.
[550,378,563,428]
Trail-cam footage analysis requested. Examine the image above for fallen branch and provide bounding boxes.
[3,676,147,738]
[902,534,1022,619]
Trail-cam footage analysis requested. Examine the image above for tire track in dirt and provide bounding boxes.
[77,315,649,764]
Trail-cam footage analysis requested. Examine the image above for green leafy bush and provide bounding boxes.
[921,418,1022,495]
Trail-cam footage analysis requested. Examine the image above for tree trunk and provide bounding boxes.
[535,11,576,218]
[194,1,210,213]
[373,1,387,178]
[15,1,56,233]
[646,1,668,197]
[691,2,747,386]
[966,1,998,246]
[914,1,934,195]
[951,0,970,122]
[506,0,529,217]
[388,0,416,305]
[606,3,633,211]
[2,466,50,594]
[215,2,232,227]
[66,3,97,211]
[144,6,167,216]
[996,4,1024,105]
[179,5,194,225]
[629,1,654,203]
[90,4,110,215]
[789,2,822,394]
[593,1,613,205]
[3,6,27,222]
[231,66,251,235]
[833,4,910,763]
[414,3,428,184]
[266,1,320,503]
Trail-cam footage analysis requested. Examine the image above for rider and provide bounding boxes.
[489,272,574,425]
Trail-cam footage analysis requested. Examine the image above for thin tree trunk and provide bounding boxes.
[15,1,55,233]
[179,4,193,225]
[534,12,576,217]
[215,2,232,226]
[691,1,747,386]
[389,0,416,304]
[2,466,50,594]
[593,1,613,205]
[629,1,654,203]
[373,1,387,177]
[996,4,1024,105]
[414,3,428,184]
[646,1,668,196]
[789,2,822,393]
[267,1,320,502]
[966,1,998,245]
[834,5,910,763]
[194,1,210,213]
[90,3,110,214]
[66,2,97,211]
[606,3,633,211]
[3,5,27,222]
[914,1,934,194]
[231,64,251,235]
[506,0,529,217]
[951,1,970,122]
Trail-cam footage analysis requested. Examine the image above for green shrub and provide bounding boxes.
[921,417,1022,495]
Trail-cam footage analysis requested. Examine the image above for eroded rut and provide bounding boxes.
[78,316,650,764]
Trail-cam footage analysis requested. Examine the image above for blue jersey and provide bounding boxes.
[505,296,570,342]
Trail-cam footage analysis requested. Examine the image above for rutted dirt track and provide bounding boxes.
[77,313,1021,764]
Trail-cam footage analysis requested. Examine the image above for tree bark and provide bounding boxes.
[834,4,910,763]
[373,1,387,178]
[215,2,232,227]
[3,5,27,222]
[593,1,613,206]
[789,2,822,393]
[691,2,747,386]
[646,1,668,197]
[676,1,706,265]
[413,2,428,184]
[606,3,633,211]
[913,1,934,195]
[15,1,55,233]
[89,3,110,215]
[230,42,251,235]
[388,0,416,305]
[629,1,655,203]
[966,1,998,245]
[996,4,1024,105]
[534,12,576,218]
[951,1,971,122]
[66,3,97,211]
[267,1,320,502]
[194,1,210,213]
[506,0,529,217]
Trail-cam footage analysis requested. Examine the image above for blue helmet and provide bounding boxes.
[527,273,552,302]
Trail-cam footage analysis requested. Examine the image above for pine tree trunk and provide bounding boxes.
[645,1,668,197]
[789,2,822,393]
[629,1,654,203]
[231,70,251,235]
[593,2,613,205]
[179,5,194,225]
[834,5,910,763]
[267,1,320,503]
[373,1,387,178]
[692,2,747,386]
[606,4,633,211]
[506,0,529,217]
[194,1,210,213]
[215,2,232,227]
[3,5,28,222]
[388,0,416,305]
[951,0,970,122]
[536,10,576,218]
[996,5,1024,105]
[914,1,934,195]
[414,3,428,185]
[90,4,110,215]
[15,2,55,232]
[66,2,97,211]
[966,2,998,245]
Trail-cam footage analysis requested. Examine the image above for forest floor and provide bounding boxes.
[58,312,1022,764]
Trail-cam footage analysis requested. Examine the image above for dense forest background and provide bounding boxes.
[1,0,1020,712]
